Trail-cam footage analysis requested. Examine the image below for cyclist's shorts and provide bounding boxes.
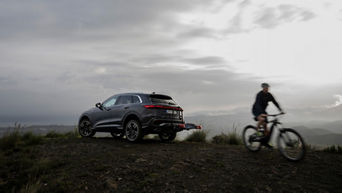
[253,116,268,123]
[252,109,268,122]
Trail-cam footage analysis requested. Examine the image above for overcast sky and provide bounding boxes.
[0,0,342,125]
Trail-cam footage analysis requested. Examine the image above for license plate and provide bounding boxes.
[166,110,174,114]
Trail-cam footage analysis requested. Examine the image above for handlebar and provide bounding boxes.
[266,112,286,117]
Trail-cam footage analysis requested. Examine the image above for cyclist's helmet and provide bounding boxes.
[261,83,270,88]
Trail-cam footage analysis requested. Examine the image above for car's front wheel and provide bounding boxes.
[125,119,143,142]
[78,119,96,137]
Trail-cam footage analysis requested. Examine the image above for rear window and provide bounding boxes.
[150,94,177,105]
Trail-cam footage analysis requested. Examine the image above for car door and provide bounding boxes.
[93,95,119,127]
[108,95,132,126]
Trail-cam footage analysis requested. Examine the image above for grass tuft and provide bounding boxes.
[211,125,242,145]
[0,131,43,151]
[185,130,207,143]
[322,145,342,153]
[45,128,79,139]
[211,132,242,145]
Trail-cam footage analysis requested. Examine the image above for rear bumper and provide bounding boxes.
[143,118,201,133]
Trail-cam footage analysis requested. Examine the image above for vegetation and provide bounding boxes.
[45,128,79,139]
[185,130,207,143]
[0,125,68,193]
[0,131,43,151]
[211,125,242,145]
[0,124,79,152]
[211,132,242,145]
[322,145,342,153]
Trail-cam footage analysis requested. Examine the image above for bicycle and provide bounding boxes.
[242,113,306,161]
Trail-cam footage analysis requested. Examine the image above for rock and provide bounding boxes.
[135,158,147,163]
[106,179,118,190]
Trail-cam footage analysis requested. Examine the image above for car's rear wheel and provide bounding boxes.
[159,131,177,142]
[125,119,143,142]
[79,119,96,137]
[111,132,124,139]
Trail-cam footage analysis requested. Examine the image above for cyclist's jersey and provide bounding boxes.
[252,91,282,116]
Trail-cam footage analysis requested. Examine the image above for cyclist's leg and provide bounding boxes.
[256,114,266,131]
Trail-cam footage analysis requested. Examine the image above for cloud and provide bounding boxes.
[326,94,342,108]
[94,67,107,75]
[254,4,316,29]
[334,95,342,107]
[223,2,316,34]
[0,0,339,126]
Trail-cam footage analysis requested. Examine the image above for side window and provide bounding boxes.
[116,95,132,105]
[132,96,141,104]
[102,96,118,108]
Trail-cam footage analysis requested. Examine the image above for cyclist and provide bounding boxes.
[252,83,284,147]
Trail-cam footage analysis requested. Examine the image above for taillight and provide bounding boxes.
[179,124,186,129]
[144,105,183,111]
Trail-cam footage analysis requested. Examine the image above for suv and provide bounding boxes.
[78,93,198,142]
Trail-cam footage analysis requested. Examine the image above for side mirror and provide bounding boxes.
[95,102,103,109]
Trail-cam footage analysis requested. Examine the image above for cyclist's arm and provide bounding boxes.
[270,94,283,112]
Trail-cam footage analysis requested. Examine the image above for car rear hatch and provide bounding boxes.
[145,94,184,121]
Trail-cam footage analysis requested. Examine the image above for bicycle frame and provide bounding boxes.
[268,118,282,137]
[261,114,286,141]
[266,115,295,146]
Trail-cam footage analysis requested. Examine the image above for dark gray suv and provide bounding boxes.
[78,93,196,142]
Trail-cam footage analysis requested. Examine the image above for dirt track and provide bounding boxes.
[3,137,342,193]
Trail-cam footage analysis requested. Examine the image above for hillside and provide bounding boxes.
[294,126,342,146]
[1,136,341,193]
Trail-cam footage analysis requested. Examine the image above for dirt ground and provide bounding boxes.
[2,137,342,193]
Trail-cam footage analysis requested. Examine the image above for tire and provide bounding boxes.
[159,131,177,142]
[242,125,262,152]
[277,128,306,162]
[111,132,124,139]
[78,119,96,138]
[124,119,143,142]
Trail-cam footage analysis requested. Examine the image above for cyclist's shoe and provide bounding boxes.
[249,134,257,143]
[256,131,263,136]
[249,133,264,142]
[263,143,274,149]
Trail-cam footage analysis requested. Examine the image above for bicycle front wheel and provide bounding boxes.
[277,128,306,161]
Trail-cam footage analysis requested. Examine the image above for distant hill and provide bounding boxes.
[0,125,75,137]
[293,126,342,146]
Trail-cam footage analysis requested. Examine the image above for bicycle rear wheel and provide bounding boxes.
[242,125,262,152]
[277,128,306,161]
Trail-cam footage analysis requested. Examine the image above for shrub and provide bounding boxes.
[63,128,80,138]
[0,130,22,150]
[322,145,342,153]
[22,132,43,146]
[45,131,63,138]
[212,133,229,144]
[0,131,43,151]
[45,128,79,139]
[306,144,318,151]
[185,130,207,143]
[211,132,242,145]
